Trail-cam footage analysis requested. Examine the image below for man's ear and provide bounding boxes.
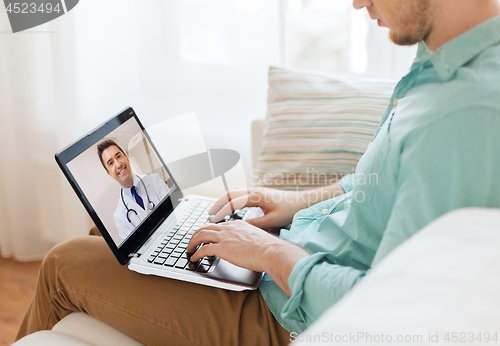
[106,170,111,177]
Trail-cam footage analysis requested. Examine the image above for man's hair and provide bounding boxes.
[97,139,126,171]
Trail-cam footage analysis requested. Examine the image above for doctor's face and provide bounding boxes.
[101,145,134,188]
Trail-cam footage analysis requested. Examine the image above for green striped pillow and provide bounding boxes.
[256,66,396,190]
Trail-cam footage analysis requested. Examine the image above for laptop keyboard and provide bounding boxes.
[147,200,216,273]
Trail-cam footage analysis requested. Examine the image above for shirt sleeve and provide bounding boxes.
[282,252,366,324]
[337,173,355,193]
[281,108,500,326]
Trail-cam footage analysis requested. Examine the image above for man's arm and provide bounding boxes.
[187,220,309,296]
[186,219,366,319]
[209,177,350,228]
[279,109,500,325]
[189,109,500,326]
[187,176,352,297]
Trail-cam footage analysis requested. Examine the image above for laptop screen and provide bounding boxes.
[56,108,183,264]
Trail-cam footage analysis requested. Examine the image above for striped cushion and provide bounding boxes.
[256,66,396,190]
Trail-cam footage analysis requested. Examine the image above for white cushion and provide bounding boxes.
[13,331,90,346]
[13,312,144,346]
[291,208,500,345]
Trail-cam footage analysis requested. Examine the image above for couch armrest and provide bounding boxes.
[13,312,144,346]
[293,208,500,344]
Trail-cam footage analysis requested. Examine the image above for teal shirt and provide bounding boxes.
[259,16,500,334]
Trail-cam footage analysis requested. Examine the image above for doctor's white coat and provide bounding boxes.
[114,173,170,240]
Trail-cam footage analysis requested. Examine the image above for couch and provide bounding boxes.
[14,67,500,345]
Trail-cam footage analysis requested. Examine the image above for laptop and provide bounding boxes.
[55,107,263,291]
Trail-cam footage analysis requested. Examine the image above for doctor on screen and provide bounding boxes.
[97,139,170,240]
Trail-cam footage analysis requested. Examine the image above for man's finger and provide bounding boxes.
[210,194,263,223]
[196,223,224,232]
[246,215,274,229]
[189,243,218,263]
[186,229,221,254]
[209,188,252,215]
[191,222,224,240]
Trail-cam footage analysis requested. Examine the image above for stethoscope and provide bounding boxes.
[121,175,155,223]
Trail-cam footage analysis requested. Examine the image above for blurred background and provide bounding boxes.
[0,0,417,261]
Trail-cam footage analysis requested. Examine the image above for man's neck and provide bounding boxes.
[424,0,500,52]
[122,176,135,189]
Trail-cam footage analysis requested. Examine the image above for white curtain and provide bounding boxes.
[0,6,90,260]
[0,0,281,261]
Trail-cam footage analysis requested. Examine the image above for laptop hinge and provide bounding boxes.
[129,253,140,258]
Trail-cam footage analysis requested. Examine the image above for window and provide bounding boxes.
[283,0,417,79]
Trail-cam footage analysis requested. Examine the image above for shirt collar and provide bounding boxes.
[427,16,500,81]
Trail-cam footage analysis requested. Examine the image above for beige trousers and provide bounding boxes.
[16,236,290,345]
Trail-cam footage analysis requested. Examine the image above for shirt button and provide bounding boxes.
[322,209,329,215]
[393,98,399,106]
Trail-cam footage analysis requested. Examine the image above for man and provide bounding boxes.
[17,0,500,345]
[97,139,170,240]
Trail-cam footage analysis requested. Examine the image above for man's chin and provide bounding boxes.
[118,174,133,188]
[389,31,421,46]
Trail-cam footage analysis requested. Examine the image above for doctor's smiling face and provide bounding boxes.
[97,140,135,189]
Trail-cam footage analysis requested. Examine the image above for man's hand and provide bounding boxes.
[209,188,309,228]
[209,185,346,229]
[186,220,285,271]
[186,220,309,296]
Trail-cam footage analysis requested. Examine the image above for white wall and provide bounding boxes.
[69,0,282,180]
